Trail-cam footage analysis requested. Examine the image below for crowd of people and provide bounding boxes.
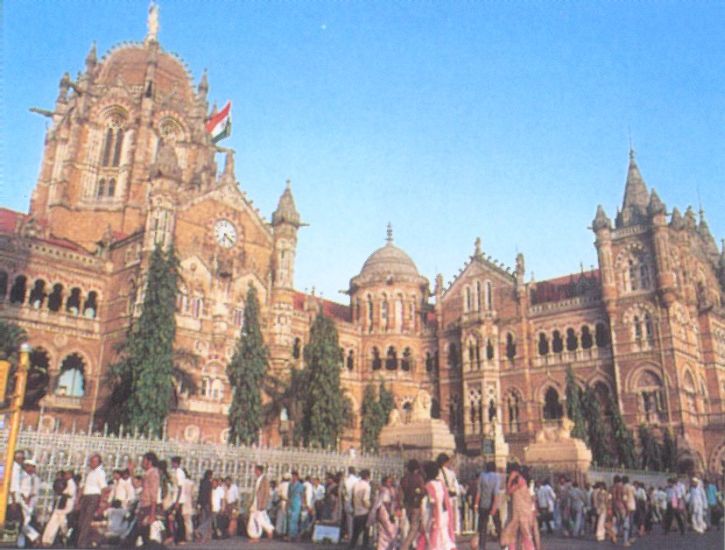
[6,447,724,549]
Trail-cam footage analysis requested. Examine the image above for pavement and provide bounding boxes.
[174,528,723,550]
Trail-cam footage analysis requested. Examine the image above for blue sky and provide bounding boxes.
[3,1,723,300]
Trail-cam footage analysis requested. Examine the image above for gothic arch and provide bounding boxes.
[625,362,665,393]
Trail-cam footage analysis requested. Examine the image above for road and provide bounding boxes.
[177,528,723,550]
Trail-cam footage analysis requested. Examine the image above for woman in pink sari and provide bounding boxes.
[370,475,399,550]
[417,461,456,550]
[500,464,540,550]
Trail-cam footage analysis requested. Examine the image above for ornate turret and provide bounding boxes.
[592,205,612,232]
[698,209,719,258]
[85,42,97,74]
[648,188,666,216]
[272,180,302,228]
[670,207,685,230]
[617,149,650,227]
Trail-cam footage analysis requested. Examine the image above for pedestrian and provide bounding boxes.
[41,475,74,546]
[76,453,107,548]
[622,475,636,546]
[400,459,426,550]
[436,453,460,534]
[17,458,41,547]
[419,461,455,550]
[349,469,372,549]
[689,477,707,534]
[593,482,609,541]
[371,474,398,550]
[276,472,291,537]
[500,464,537,550]
[211,477,226,538]
[225,476,240,537]
[343,466,360,541]
[474,461,501,550]
[170,456,193,542]
[535,479,555,535]
[569,481,586,538]
[287,470,305,542]
[705,478,722,529]
[663,477,685,535]
[133,451,161,545]
[196,469,214,543]
[248,464,275,541]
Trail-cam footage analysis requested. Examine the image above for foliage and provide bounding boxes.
[359,381,396,452]
[582,386,614,467]
[565,366,588,442]
[662,427,678,471]
[610,403,637,469]
[299,313,348,448]
[109,244,178,436]
[227,284,268,445]
[0,320,49,409]
[0,319,26,363]
[638,424,663,470]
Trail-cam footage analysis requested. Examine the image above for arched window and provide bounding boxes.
[486,339,494,360]
[565,328,578,351]
[538,332,549,356]
[66,287,82,315]
[0,271,8,298]
[56,353,85,398]
[107,178,116,197]
[507,392,520,433]
[468,342,476,366]
[97,178,106,198]
[112,129,124,167]
[354,299,360,322]
[626,253,652,292]
[633,315,643,340]
[346,350,354,371]
[465,286,472,313]
[233,307,244,328]
[47,283,63,312]
[210,379,224,401]
[101,125,125,168]
[506,333,517,360]
[371,347,382,370]
[29,279,46,308]
[291,338,301,359]
[635,370,666,423]
[543,387,563,420]
[476,281,482,311]
[385,346,398,370]
[580,325,593,349]
[448,343,459,370]
[9,275,27,304]
[644,313,654,343]
[381,295,389,329]
[425,352,433,372]
[83,291,98,318]
[191,296,204,319]
[102,128,114,166]
[552,330,563,353]
[401,348,412,371]
[367,295,373,330]
[486,281,493,310]
[395,295,403,329]
[595,322,610,347]
[593,382,613,416]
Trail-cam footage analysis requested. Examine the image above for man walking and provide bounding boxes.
[248,465,275,541]
[474,461,502,550]
[349,469,371,549]
[343,466,360,541]
[77,453,107,548]
[400,459,426,550]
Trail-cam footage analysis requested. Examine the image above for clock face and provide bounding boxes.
[214,219,237,249]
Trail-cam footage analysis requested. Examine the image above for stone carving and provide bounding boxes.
[410,390,432,422]
[150,139,182,180]
[535,417,574,444]
[388,408,401,427]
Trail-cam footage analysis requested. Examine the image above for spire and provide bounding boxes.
[223,150,235,179]
[271,180,302,227]
[85,42,97,71]
[145,1,160,44]
[670,207,684,230]
[619,148,649,226]
[198,69,209,96]
[473,237,483,258]
[592,204,612,231]
[647,188,666,216]
[386,222,393,244]
[697,209,718,256]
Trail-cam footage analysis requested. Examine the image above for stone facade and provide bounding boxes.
[1,12,724,473]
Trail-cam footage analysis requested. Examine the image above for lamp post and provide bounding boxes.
[0,342,31,527]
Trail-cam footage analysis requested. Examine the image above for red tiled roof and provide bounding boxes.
[530,269,601,305]
[293,291,352,323]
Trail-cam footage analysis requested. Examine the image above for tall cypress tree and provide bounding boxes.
[378,381,395,426]
[360,383,382,452]
[583,386,614,467]
[111,244,178,436]
[638,424,663,470]
[662,427,678,471]
[227,284,268,445]
[610,403,637,468]
[565,366,588,442]
[300,313,347,448]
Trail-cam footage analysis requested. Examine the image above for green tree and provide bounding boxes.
[662,427,678,471]
[299,313,348,448]
[565,366,588,442]
[610,403,637,469]
[378,381,395,425]
[583,386,614,467]
[638,424,663,470]
[360,383,383,452]
[227,284,268,445]
[110,244,178,436]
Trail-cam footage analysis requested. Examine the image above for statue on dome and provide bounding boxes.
[146,2,160,43]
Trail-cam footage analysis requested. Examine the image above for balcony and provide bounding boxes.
[532,346,611,368]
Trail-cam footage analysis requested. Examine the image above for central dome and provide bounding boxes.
[360,242,420,278]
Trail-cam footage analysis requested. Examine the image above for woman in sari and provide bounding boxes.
[418,461,456,550]
[500,464,539,550]
[286,471,304,541]
[370,475,399,550]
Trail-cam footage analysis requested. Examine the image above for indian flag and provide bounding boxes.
[205,101,232,143]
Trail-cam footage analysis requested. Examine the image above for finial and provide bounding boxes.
[85,42,97,69]
[286,179,291,190]
[629,146,636,161]
[386,222,393,243]
[198,69,209,94]
[146,1,160,44]
[474,237,482,257]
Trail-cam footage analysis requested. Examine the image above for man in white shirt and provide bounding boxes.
[170,457,193,542]
[77,453,108,548]
[248,465,274,540]
[211,478,226,538]
[108,469,133,511]
[343,466,359,541]
[276,472,291,536]
[536,480,556,534]
[349,469,371,549]
[9,450,25,509]
[17,459,41,547]
[224,476,240,538]
[311,477,326,520]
